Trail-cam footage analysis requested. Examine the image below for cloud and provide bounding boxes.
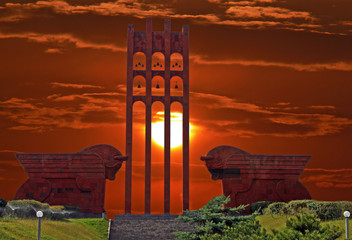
[309,105,336,110]
[190,55,352,72]
[0,159,20,167]
[0,0,331,34]
[276,102,291,106]
[0,91,126,132]
[0,149,20,153]
[191,91,269,114]
[1,88,351,138]
[301,168,352,189]
[190,91,352,138]
[1,0,216,22]
[337,21,352,26]
[45,48,63,54]
[0,0,349,36]
[0,31,125,52]
[51,82,103,89]
[226,6,314,20]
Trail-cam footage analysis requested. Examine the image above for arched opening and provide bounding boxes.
[170,76,183,96]
[132,101,146,214]
[133,76,146,96]
[152,52,165,71]
[170,102,183,214]
[151,101,165,214]
[152,76,165,96]
[171,52,183,71]
[133,52,146,70]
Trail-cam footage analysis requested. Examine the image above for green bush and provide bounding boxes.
[272,212,343,240]
[0,198,7,208]
[174,195,253,239]
[3,200,78,220]
[281,200,315,215]
[64,205,81,212]
[250,201,273,215]
[306,201,352,221]
[50,205,65,211]
[265,202,287,215]
[205,218,274,240]
[175,196,345,240]
[5,200,49,219]
[7,199,50,210]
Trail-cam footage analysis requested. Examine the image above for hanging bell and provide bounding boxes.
[137,81,141,88]
[175,81,178,89]
[156,81,160,89]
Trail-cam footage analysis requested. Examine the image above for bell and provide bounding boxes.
[156,81,160,89]
[137,81,141,88]
[175,81,178,89]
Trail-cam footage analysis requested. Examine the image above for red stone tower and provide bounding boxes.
[125,19,189,214]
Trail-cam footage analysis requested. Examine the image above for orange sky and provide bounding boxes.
[1,0,352,218]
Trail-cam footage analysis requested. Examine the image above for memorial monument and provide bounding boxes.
[15,144,126,213]
[14,19,311,216]
[201,145,311,213]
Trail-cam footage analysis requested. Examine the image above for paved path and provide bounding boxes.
[109,215,196,240]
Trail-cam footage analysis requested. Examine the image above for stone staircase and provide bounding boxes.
[109,215,196,240]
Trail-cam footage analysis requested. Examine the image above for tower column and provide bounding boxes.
[145,18,152,214]
[182,24,190,211]
[125,24,134,214]
[164,18,171,214]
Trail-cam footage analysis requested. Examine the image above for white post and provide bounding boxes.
[36,211,43,240]
[344,211,350,240]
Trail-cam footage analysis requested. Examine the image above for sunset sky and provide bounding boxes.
[1,0,352,218]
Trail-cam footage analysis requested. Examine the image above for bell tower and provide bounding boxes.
[125,19,190,214]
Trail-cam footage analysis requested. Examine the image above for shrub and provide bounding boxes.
[250,201,273,215]
[50,205,65,211]
[0,207,4,217]
[265,202,287,215]
[272,212,343,240]
[306,201,339,221]
[3,200,75,220]
[64,205,81,212]
[6,199,50,210]
[174,195,253,239]
[281,200,315,215]
[208,218,274,240]
[338,201,352,217]
[277,200,352,220]
[0,198,7,208]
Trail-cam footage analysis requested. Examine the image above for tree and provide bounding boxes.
[174,195,256,240]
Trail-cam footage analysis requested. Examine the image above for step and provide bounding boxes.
[109,214,196,240]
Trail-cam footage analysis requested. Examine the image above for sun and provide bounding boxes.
[151,112,192,148]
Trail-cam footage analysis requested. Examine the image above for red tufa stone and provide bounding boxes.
[14,144,126,213]
[125,18,190,214]
[201,145,311,213]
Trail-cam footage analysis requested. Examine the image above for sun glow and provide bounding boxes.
[151,112,192,148]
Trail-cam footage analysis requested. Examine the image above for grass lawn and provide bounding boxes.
[0,217,109,240]
[256,214,347,240]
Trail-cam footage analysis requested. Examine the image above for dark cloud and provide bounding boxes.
[190,91,352,138]
[301,168,352,189]
[0,90,126,132]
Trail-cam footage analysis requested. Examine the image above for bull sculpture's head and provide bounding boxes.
[79,144,127,180]
[200,145,249,180]
[104,155,127,180]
